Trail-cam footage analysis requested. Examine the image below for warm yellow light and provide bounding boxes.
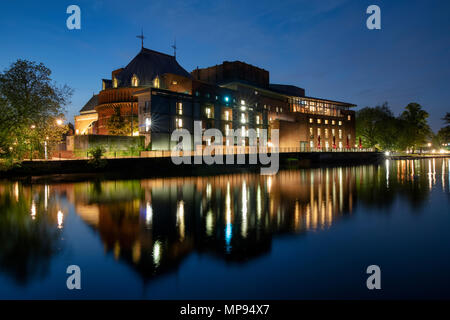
[57,210,64,229]
[56,119,63,126]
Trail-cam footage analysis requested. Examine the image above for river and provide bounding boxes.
[0,158,449,299]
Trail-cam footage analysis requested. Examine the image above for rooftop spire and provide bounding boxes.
[171,38,177,59]
[136,28,145,49]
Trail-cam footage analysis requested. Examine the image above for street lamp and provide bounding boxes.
[44,136,49,160]
[56,119,63,126]
[30,124,36,160]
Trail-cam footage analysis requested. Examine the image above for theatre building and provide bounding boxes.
[74,46,356,151]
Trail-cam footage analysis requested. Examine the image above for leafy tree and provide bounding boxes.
[443,112,450,126]
[356,102,394,149]
[399,103,432,152]
[106,107,130,136]
[0,59,71,160]
[433,112,450,148]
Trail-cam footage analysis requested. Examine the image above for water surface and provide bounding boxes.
[0,158,449,299]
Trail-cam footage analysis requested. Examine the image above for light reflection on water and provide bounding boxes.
[0,158,449,299]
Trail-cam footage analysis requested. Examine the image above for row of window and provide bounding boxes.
[309,128,351,139]
[310,141,347,149]
[309,117,350,125]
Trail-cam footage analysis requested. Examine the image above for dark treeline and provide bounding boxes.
[356,102,449,152]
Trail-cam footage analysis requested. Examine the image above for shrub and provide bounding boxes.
[87,146,107,168]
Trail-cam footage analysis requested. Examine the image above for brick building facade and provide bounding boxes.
[75,47,356,151]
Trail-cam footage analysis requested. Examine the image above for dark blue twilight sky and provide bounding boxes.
[0,0,449,130]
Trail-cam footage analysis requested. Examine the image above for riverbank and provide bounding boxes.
[387,154,449,160]
[0,151,383,183]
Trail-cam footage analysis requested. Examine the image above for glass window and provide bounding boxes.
[176,118,183,128]
[153,77,160,88]
[176,102,183,115]
[131,74,139,87]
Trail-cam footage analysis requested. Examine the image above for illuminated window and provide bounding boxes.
[339,121,342,126]
[176,117,183,128]
[309,118,313,123]
[224,110,230,121]
[317,128,321,136]
[256,127,260,137]
[256,115,260,125]
[339,129,342,139]
[324,119,328,124]
[153,76,160,88]
[176,102,183,115]
[145,118,151,132]
[310,140,314,148]
[206,107,212,118]
[332,128,335,136]
[241,113,246,124]
[172,80,178,85]
[225,124,230,136]
[347,115,351,121]
[325,128,328,138]
[332,120,336,125]
[113,77,118,88]
[241,100,245,105]
[131,74,139,87]
[309,127,314,138]
[241,125,246,137]
[317,119,321,124]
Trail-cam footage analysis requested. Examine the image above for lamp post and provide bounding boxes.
[44,136,49,160]
[30,124,36,161]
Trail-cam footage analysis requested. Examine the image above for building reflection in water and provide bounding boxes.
[49,167,360,280]
[0,158,449,284]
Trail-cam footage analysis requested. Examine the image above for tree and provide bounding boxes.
[443,112,450,126]
[106,107,130,136]
[356,102,395,150]
[0,59,72,160]
[433,112,450,148]
[399,103,432,153]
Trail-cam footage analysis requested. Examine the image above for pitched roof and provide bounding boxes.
[80,94,98,113]
[116,47,191,87]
